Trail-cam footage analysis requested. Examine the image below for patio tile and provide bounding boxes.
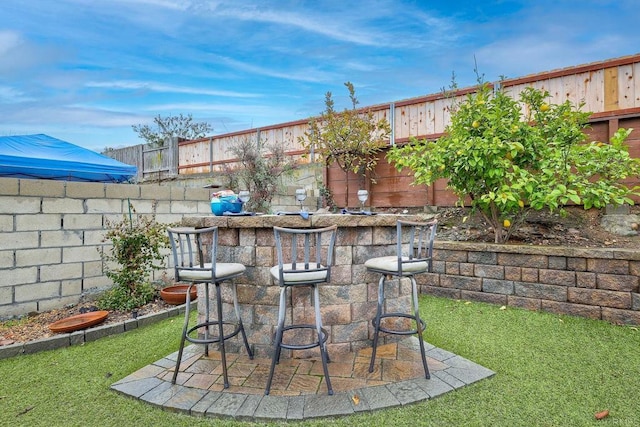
[183,373,218,389]
[386,380,430,405]
[163,387,209,412]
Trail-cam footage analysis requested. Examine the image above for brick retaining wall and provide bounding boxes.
[422,242,640,325]
[0,177,211,319]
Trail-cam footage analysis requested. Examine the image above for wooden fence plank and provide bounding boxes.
[619,64,635,109]
[604,67,619,111]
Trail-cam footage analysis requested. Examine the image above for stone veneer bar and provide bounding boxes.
[180,213,419,358]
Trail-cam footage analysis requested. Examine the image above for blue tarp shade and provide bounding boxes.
[0,134,137,183]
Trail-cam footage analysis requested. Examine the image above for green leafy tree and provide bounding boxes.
[224,136,297,213]
[299,82,391,208]
[132,113,213,146]
[388,81,640,243]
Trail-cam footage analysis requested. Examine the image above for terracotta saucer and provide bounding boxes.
[49,310,109,333]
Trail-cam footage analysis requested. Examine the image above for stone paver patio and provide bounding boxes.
[111,337,494,421]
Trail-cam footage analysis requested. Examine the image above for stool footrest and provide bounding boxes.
[373,312,426,336]
[185,321,242,345]
[278,324,329,351]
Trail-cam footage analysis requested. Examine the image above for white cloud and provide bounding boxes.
[85,80,260,98]
[0,85,33,103]
[0,30,21,55]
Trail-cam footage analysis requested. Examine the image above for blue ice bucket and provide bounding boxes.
[211,196,243,216]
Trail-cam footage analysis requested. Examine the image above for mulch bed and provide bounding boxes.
[0,298,175,346]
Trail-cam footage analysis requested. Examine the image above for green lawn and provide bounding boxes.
[1,296,639,426]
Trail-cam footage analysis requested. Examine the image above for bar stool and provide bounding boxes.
[166,226,253,388]
[265,225,338,396]
[364,219,437,379]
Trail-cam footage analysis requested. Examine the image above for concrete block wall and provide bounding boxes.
[0,177,211,320]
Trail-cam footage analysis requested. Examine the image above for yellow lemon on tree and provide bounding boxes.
[540,103,550,112]
[472,120,480,128]
[503,219,511,228]
[518,200,524,208]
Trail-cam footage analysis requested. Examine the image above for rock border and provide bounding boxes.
[0,302,195,360]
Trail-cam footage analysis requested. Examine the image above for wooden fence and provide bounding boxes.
[105,138,179,182]
[106,54,640,207]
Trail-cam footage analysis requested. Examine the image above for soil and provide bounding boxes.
[0,297,176,347]
[432,205,639,248]
[1,205,638,347]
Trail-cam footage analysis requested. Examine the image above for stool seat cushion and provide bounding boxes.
[364,256,428,274]
[270,263,328,284]
[177,262,246,281]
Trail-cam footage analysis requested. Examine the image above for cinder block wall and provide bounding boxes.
[0,177,211,319]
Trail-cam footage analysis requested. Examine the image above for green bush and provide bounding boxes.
[388,80,640,243]
[98,203,171,310]
[97,281,156,311]
[300,82,391,209]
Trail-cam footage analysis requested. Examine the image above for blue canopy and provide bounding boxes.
[0,134,137,183]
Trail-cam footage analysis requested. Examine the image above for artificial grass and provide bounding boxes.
[1,296,639,426]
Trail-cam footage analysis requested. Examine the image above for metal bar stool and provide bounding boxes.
[167,226,253,388]
[364,219,437,379]
[265,225,338,396]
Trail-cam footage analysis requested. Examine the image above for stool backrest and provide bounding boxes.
[397,220,438,275]
[167,226,219,282]
[273,225,338,286]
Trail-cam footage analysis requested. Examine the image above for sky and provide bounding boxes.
[1,0,639,152]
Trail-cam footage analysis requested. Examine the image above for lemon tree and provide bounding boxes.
[387,81,640,243]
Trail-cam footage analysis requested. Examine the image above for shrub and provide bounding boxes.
[97,203,171,310]
[299,82,391,209]
[388,79,640,243]
[223,136,297,213]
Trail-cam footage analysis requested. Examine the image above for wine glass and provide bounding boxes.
[238,190,250,213]
[357,190,369,211]
[295,188,307,212]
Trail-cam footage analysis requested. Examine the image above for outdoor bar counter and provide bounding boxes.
[179,212,419,359]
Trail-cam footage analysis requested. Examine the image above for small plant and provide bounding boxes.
[318,184,337,211]
[97,203,171,311]
[223,135,297,213]
[299,82,391,209]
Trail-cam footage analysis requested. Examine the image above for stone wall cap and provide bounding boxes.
[185,213,430,229]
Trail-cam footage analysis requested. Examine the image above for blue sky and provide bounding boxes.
[1,0,639,152]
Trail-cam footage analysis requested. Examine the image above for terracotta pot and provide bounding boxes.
[160,285,197,305]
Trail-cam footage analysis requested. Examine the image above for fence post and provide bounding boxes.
[168,137,178,177]
[389,102,395,146]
